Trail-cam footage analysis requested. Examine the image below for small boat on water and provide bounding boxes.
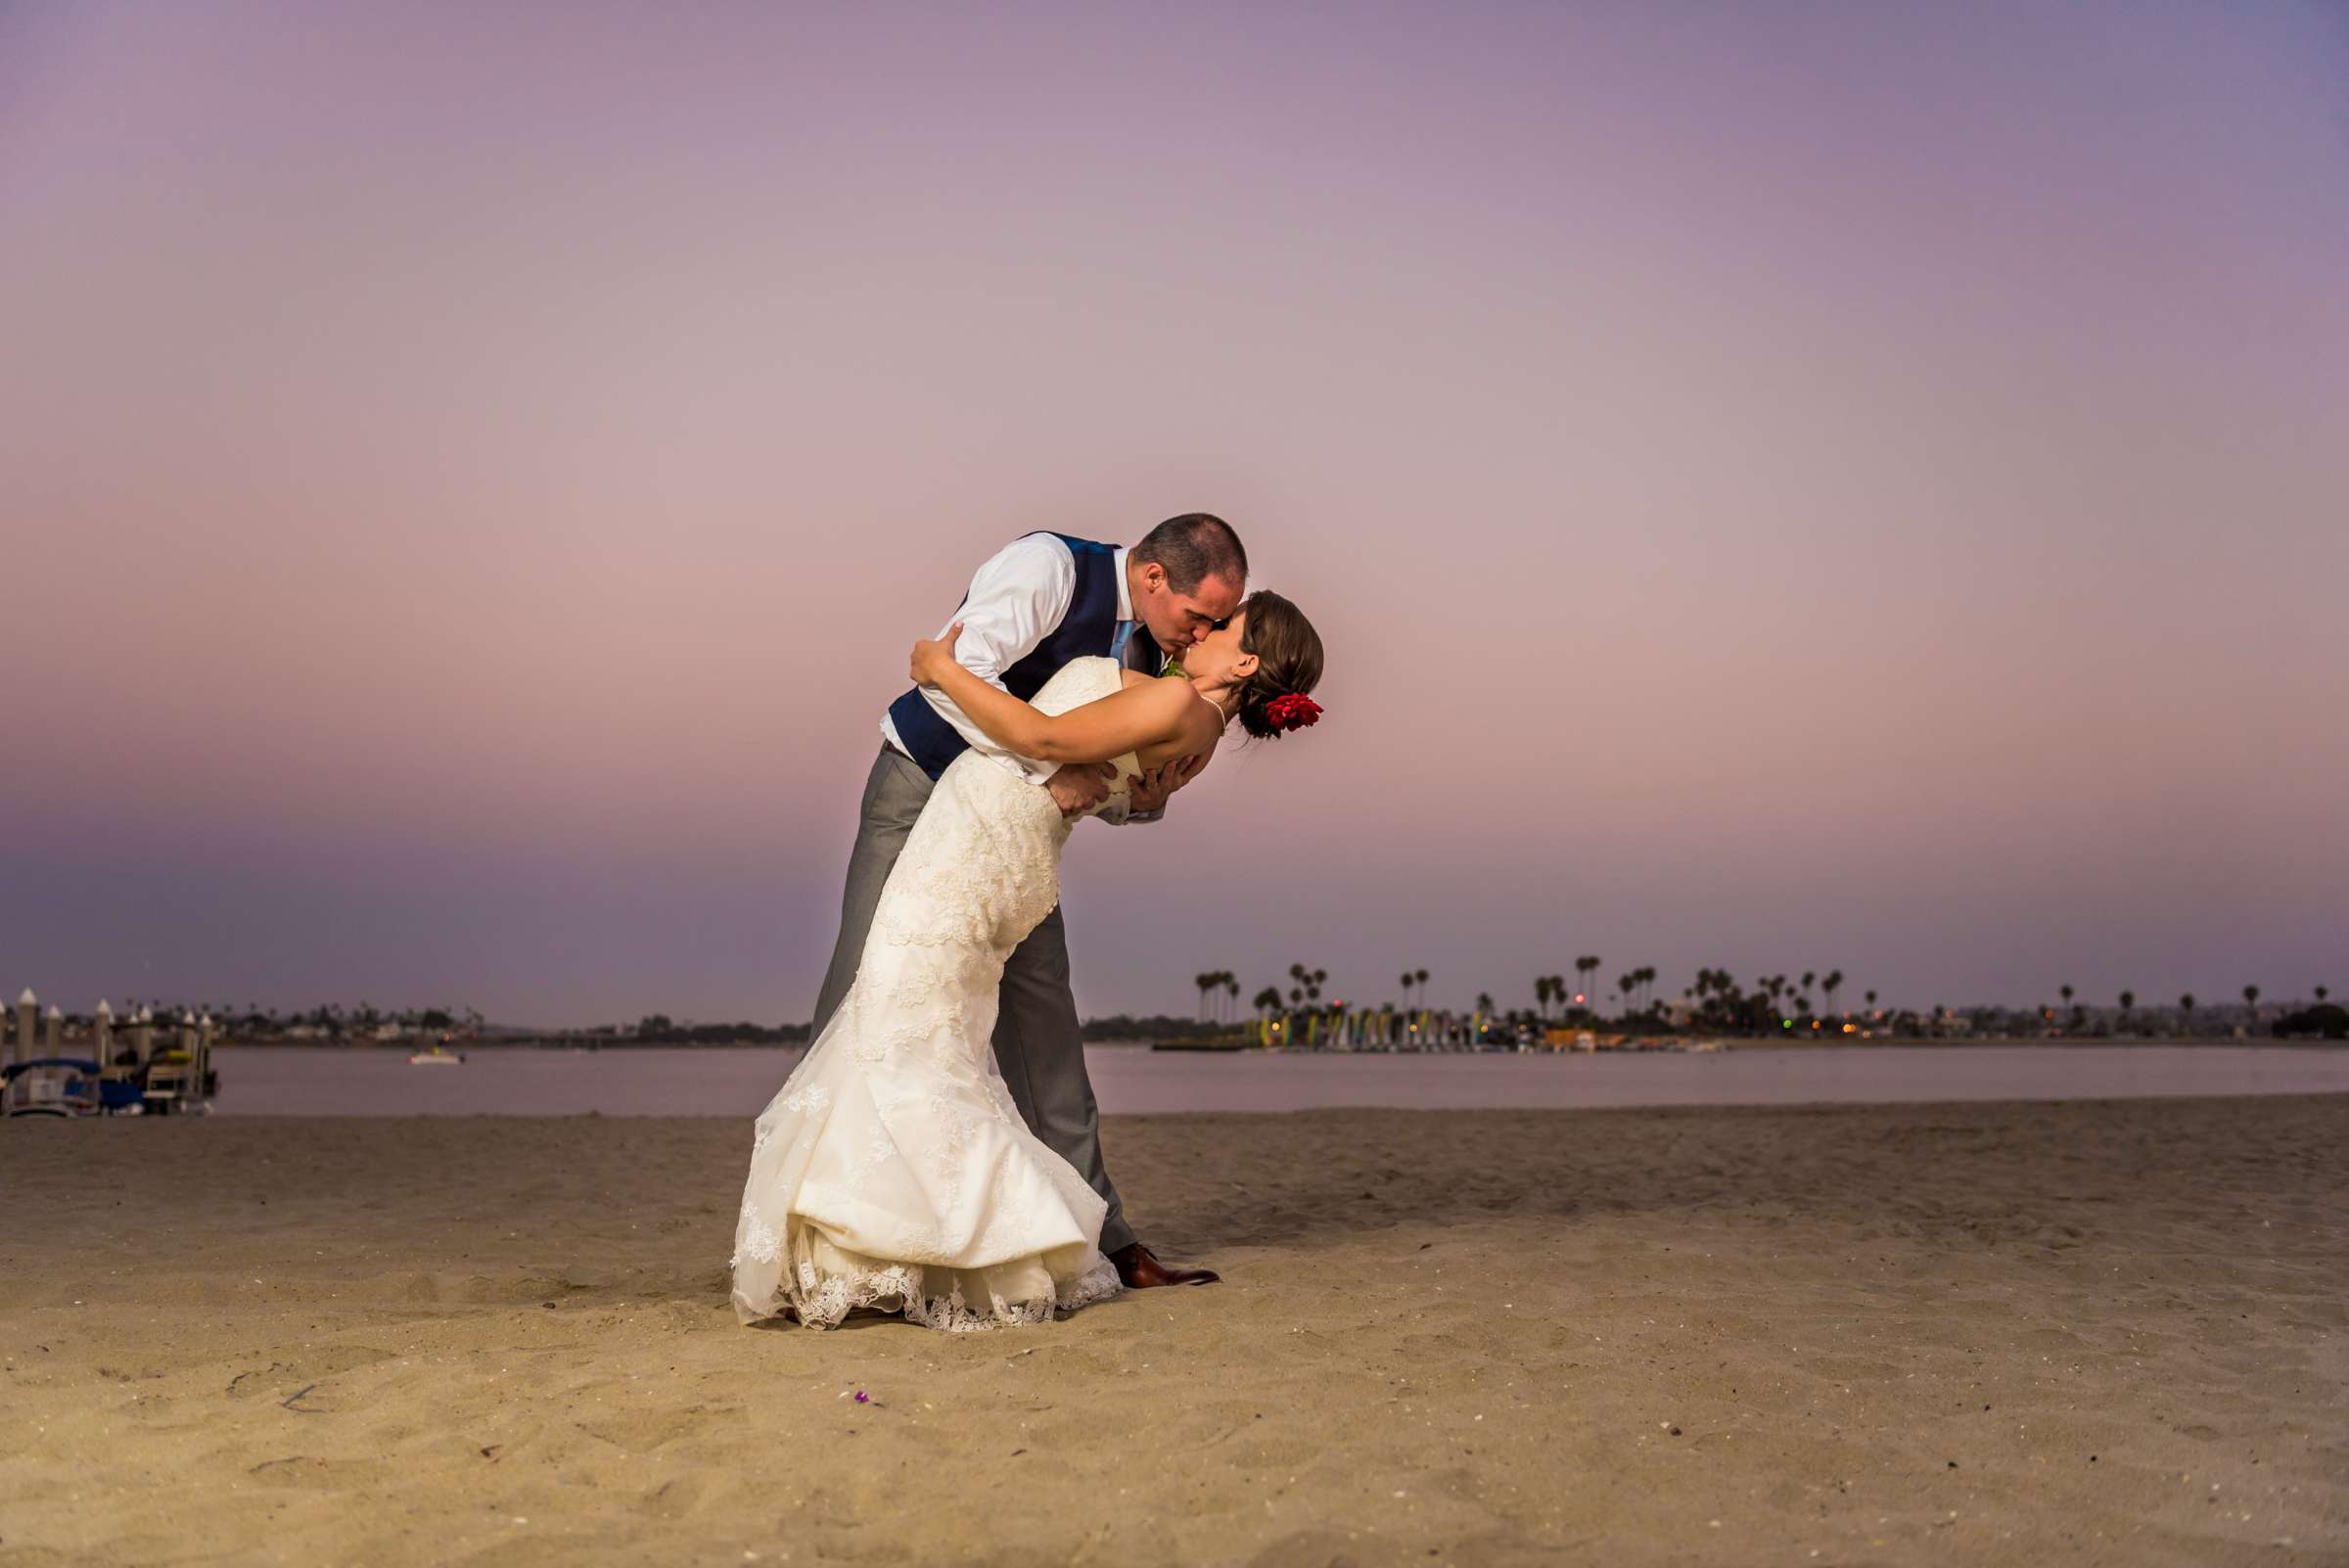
[2,1058,155,1117]
[408,1040,467,1066]
[3,1058,103,1117]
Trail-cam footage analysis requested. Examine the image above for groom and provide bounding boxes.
[811,513,1247,1289]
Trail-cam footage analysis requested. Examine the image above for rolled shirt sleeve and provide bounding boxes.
[881,533,1072,787]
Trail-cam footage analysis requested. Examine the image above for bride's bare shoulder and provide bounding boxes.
[1115,669,1203,741]
[1118,669,1187,703]
[1179,697,1226,758]
[1123,671,1191,714]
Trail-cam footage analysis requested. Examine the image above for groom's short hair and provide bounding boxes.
[1133,513,1247,594]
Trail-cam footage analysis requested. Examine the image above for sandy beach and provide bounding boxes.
[3,1095,2343,1566]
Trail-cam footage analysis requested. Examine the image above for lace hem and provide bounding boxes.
[738,1252,1122,1333]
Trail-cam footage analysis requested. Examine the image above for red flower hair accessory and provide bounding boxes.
[1264,693,1322,735]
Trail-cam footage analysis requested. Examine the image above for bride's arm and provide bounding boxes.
[912,625,1188,764]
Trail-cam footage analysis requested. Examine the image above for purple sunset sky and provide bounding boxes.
[3,2,2343,1026]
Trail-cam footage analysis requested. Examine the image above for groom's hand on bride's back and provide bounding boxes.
[1126,753,1205,815]
[1044,762,1116,816]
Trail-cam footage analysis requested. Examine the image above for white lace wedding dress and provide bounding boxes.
[731,657,1132,1331]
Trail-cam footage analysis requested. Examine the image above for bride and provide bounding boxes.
[732,591,1324,1330]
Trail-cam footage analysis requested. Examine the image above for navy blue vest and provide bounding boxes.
[887,533,1135,781]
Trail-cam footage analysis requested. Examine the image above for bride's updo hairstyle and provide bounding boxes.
[1229,590,1325,741]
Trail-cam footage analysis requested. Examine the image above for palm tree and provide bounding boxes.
[1575,954,1600,1007]
[1534,976,1554,1020]
[1864,988,1878,1012]
[1398,970,1414,1008]
[1253,985,1285,1043]
[1475,991,1495,1015]
[2317,986,2330,1003]
[1194,972,1215,1022]
[1413,969,1428,1010]
[2242,984,2260,1024]
[1225,977,1240,1021]
[2117,990,2136,1036]
[1821,970,1844,1017]
[2059,983,2074,1009]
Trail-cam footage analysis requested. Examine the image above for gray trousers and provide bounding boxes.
[810,746,1134,1256]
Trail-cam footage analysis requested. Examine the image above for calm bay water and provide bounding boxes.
[204,1042,2349,1117]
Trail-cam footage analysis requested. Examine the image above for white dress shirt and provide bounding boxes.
[881,534,1144,799]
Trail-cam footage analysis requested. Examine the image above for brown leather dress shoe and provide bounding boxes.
[1110,1241,1221,1289]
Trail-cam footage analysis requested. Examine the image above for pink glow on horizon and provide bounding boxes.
[4,2,2343,1024]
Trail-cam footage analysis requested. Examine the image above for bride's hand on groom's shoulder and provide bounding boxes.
[911,623,964,687]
